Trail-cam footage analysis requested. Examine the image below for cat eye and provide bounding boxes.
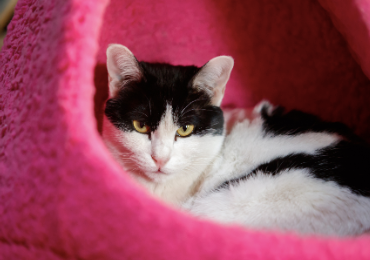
[177,125,194,137]
[133,120,150,134]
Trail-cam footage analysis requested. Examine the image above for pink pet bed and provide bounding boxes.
[1,0,370,259]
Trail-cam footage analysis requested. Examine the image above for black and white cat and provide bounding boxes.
[102,44,370,236]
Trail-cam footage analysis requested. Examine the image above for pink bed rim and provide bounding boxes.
[1,0,370,259]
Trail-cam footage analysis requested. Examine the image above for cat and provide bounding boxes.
[102,44,370,236]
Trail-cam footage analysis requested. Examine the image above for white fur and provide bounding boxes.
[183,168,370,236]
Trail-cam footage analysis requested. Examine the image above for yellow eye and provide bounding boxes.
[177,125,194,137]
[133,120,150,133]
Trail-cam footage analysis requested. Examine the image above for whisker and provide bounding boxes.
[180,97,206,116]
[196,109,216,112]
[149,99,152,116]
[181,108,216,118]
[136,111,148,118]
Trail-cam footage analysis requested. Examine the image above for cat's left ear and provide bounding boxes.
[193,56,234,106]
[106,44,143,98]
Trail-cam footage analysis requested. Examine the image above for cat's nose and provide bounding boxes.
[151,155,169,169]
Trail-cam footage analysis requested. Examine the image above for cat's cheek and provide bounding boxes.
[119,132,153,164]
[128,133,151,153]
[162,157,184,175]
[173,138,197,159]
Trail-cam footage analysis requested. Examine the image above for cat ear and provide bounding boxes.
[106,44,143,97]
[193,56,234,106]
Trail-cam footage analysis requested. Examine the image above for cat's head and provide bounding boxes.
[103,44,233,183]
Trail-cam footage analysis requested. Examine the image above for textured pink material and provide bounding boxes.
[1,0,370,259]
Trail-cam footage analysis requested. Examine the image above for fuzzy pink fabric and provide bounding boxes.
[1,0,370,259]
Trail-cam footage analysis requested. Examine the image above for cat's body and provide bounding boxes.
[102,44,370,236]
[183,106,370,236]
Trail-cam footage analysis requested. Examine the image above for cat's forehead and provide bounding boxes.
[140,62,200,84]
[119,62,212,117]
[138,62,201,103]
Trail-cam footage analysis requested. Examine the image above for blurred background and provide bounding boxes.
[0,0,17,50]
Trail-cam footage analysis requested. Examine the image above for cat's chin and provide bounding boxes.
[143,171,173,183]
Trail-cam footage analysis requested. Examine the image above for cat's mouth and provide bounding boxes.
[142,169,172,183]
[154,168,168,175]
[145,168,168,177]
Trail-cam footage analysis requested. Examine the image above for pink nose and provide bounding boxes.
[151,155,169,169]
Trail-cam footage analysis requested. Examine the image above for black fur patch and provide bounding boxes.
[261,105,362,142]
[105,62,224,136]
[218,140,370,197]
